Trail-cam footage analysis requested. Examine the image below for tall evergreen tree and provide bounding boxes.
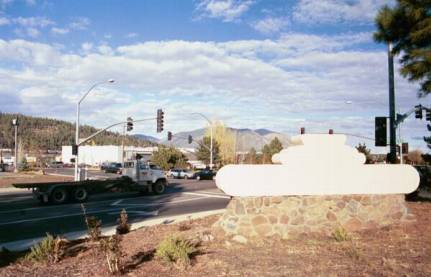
[374,0,431,97]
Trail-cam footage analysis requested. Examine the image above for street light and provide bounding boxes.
[190,113,214,169]
[74,79,115,181]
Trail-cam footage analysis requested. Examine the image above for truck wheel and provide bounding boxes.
[51,187,68,204]
[73,187,88,202]
[152,180,166,195]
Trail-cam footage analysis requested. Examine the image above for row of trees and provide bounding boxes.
[0,113,155,152]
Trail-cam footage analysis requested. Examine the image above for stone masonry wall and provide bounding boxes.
[215,195,412,239]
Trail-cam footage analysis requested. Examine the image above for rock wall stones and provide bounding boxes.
[215,195,412,238]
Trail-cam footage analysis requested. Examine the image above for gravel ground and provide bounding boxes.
[0,201,430,276]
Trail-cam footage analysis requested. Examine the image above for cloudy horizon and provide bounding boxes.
[0,0,430,153]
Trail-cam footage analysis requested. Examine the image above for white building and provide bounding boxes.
[62,145,158,166]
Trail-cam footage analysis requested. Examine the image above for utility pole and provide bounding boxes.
[121,123,125,165]
[12,118,19,173]
[388,43,397,163]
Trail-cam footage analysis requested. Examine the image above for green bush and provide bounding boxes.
[25,233,67,263]
[332,226,350,242]
[155,235,198,265]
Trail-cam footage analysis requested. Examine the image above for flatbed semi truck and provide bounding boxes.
[13,160,168,204]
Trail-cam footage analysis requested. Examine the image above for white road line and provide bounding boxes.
[111,199,123,206]
[183,191,231,199]
[0,195,209,225]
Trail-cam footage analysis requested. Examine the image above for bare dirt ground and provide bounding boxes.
[0,173,72,188]
[1,201,430,276]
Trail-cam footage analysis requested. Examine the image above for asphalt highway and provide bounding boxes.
[0,178,230,244]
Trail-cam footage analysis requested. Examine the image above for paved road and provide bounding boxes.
[0,179,230,244]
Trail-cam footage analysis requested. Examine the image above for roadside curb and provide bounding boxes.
[0,209,226,251]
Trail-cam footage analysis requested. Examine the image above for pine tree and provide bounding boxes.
[374,0,431,96]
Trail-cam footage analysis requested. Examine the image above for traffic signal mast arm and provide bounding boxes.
[395,106,419,127]
[78,117,156,146]
[167,132,211,151]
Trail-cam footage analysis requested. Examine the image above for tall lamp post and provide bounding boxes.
[11,118,19,173]
[74,79,115,181]
[191,113,213,169]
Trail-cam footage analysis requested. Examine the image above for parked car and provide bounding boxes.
[195,169,215,180]
[180,170,196,179]
[168,169,195,179]
[46,161,64,168]
[168,169,182,178]
[104,162,122,174]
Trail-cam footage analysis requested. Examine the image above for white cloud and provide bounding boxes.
[51,27,69,35]
[196,0,254,22]
[69,17,90,30]
[251,17,289,35]
[0,17,10,25]
[0,35,426,150]
[25,27,39,37]
[293,0,390,24]
[126,32,138,38]
[13,16,54,27]
[81,42,93,52]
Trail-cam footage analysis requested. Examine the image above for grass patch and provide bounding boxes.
[332,226,350,242]
[155,235,199,266]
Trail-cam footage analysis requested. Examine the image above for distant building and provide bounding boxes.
[62,145,158,166]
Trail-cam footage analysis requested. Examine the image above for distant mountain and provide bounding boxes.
[134,134,160,143]
[162,128,290,152]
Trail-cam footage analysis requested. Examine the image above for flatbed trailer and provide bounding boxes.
[13,160,169,204]
[13,177,138,204]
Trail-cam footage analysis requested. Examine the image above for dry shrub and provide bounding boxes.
[81,204,102,241]
[100,235,122,274]
[25,233,68,263]
[116,209,131,235]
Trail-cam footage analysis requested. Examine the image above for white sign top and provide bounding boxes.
[216,134,419,197]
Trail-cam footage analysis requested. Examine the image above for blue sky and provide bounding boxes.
[0,0,430,152]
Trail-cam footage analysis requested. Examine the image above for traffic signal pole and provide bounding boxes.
[388,43,397,163]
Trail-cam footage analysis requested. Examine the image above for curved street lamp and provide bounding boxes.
[190,113,214,170]
[74,79,115,181]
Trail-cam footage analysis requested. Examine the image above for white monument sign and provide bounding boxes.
[216,134,420,197]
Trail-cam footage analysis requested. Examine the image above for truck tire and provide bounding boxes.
[152,179,166,195]
[50,187,68,204]
[73,187,88,202]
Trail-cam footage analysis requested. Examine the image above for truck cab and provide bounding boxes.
[123,160,168,194]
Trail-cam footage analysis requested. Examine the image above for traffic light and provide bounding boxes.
[426,110,431,121]
[402,142,409,154]
[72,144,78,155]
[157,109,164,133]
[188,135,193,144]
[167,131,172,141]
[415,105,423,119]
[375,117,387,147]
[126,117,133,131]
